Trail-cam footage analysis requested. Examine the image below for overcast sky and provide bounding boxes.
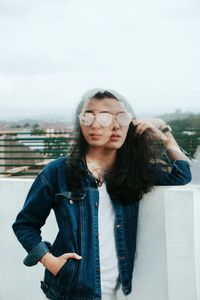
[0,0,200,119]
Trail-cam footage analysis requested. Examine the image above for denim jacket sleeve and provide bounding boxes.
[12,172,54,266]
[149,160,192,185]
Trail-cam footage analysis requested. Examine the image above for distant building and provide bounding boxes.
[0,128,75,178]
[0,133,45,177]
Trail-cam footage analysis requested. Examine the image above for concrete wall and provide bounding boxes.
[0,178,200,300]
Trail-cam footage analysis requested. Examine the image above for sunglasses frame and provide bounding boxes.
[78,111,132,127]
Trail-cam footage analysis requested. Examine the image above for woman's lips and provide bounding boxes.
[110,135,121,141]
[89,134,102,140]
[89,133,121,141]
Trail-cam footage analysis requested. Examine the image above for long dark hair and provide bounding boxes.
[66,89,156,204]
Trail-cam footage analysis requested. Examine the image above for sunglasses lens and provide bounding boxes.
[79,113,94,126]
[97,113,113,127]
[116,112,132,126]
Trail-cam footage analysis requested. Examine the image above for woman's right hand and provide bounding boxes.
[40,252,82,276]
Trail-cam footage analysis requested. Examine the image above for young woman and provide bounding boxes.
[12,88,192,300]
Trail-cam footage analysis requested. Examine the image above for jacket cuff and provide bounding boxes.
[23,241,52,267]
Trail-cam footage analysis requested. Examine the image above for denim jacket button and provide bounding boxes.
[69,199,74,204]
[116,224,122,229]
[119,256,126,260]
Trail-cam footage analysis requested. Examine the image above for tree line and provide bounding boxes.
[168,113,200,157]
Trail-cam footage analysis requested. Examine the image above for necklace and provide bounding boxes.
[85,159,106,187]
[92,167,105,187]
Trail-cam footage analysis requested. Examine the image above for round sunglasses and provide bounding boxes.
[78,112,132,127]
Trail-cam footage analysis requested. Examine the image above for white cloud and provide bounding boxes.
[0,0,200,116]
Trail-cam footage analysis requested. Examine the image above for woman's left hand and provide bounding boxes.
[132,119,168,143]
[132,118,192,164]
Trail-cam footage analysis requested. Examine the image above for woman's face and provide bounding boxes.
[79,97,131,150]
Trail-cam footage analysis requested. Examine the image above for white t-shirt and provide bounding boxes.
[98,182,120,297]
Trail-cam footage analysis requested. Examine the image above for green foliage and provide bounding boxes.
[31,127,46,135]
[169,113,200,131]
[23,123,30,127]
[168,114,200,157]
[32,123,40,129]
[11,124,22,128]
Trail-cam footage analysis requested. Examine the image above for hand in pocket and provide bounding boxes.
[41,252,82,276]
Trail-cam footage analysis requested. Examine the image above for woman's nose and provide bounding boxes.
[112,117,120,129]
[91,117,101,129]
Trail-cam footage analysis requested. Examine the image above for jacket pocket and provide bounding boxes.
[55,191,86,202]
[43,258,78,298]
[54,258,77,288]
[41,281,61,299]
[55,192,85,236]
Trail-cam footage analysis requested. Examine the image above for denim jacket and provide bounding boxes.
[12,157,191,300]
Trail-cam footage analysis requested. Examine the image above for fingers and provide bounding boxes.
[132,119,155,136]
[132,119,166,142]
[61,253,82,261]
[136,118,166,129]
[48,253,82,276]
